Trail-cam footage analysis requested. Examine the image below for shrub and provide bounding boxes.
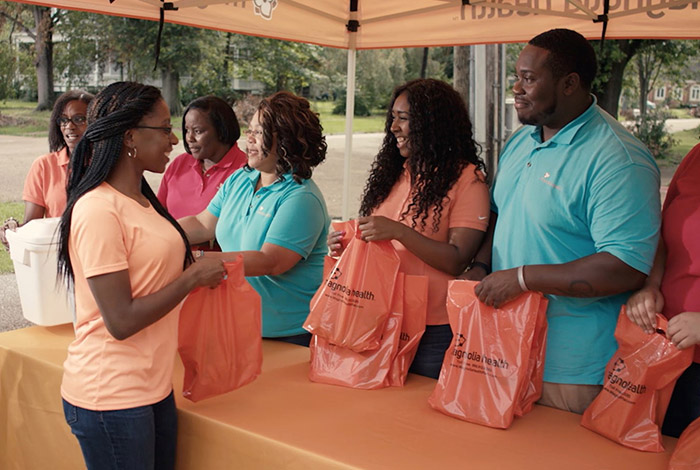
[332,94,372,117]
[626,109,677,160]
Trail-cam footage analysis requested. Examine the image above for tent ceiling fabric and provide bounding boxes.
[10,0,700,49]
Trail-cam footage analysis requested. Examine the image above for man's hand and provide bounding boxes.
[474,268,524,308]
[625,286,664,334]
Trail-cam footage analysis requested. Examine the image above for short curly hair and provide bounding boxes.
[252,91,327,184]
[359,79,486,233]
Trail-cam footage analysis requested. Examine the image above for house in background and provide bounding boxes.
[648,80,700,114]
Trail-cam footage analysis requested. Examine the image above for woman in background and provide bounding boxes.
[57,81,225,470]
[327,78,490,379]
[626,142,700,438]
[1,90,93,249]
[180,91,329,347]
[157,96,246,220]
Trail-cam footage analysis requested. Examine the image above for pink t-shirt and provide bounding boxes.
[372,163,490,325]
[22,148,69,217]
[157,143,247,219]
[61,183,186,410]
[660,143,700,363]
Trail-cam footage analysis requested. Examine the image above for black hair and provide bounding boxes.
[181,95,241,154]
[48,90,94,153]
[58,81,194,285]
[359,78,486,233]
[250,91,327,184]
[528,28,597,90]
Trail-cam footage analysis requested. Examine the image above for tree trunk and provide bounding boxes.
[453,46,470,110]
[33,6,53,111]
[420,47,429,78]
[592,39,642,118]
[161,69,181,115]
[638,54,648,116]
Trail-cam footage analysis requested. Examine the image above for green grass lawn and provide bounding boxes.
[0,99,385,138]
[0,100,52,136]
[667,125,700,163]
[311,100,386,134]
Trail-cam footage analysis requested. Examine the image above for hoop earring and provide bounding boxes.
[127,147,138,159]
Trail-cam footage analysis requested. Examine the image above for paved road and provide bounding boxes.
[0,132,383,332]
[1,119,697,333]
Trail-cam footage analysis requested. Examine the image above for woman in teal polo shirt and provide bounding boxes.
[179,91,329,346]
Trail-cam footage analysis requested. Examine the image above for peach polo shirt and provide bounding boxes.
[22,147,69,217]
[61,183,186,410]
[372,163,489,325]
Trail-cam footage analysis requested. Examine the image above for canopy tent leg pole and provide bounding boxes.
[342,45,357,221]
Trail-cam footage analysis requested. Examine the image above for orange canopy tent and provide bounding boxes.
[8,0,700,217]
[9,0,700,48]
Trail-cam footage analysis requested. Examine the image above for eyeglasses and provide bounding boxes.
[244,129,264,140]
[57,116,87,127]
[134,125,174,135]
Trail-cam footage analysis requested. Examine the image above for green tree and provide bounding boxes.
[0,2,58,110]
[630,40,700,116]
[57,13,224,114]
[233,36,321,94]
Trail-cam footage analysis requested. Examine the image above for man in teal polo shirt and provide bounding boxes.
[467,29,660,413]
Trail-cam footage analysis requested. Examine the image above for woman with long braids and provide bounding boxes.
[327,78,490,379]
[179,91,329,347]
[57,82,225,470]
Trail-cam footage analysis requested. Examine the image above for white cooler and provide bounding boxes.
[6,217,74,326]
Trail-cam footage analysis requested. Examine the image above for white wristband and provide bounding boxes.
[517,265,529,292]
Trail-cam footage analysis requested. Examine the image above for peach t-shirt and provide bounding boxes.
[372,163,489,325]
[61,183,186,410]
[22,148,70,217]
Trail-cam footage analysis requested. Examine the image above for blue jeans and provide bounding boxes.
[662,361,700,438]
[62,391,177,470]
[268,332,312,347]
[409,324,453,379]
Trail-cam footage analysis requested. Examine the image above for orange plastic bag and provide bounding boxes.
[581,309,693,452]
[668,417,700,469]
[308,274,404,389]
[304,221,400,352]
[384,275,429,387]
[428,280,548,429]
[514,297,548,417]
[178,256,263,402]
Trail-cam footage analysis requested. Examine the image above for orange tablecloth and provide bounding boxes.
[0,324,677,469]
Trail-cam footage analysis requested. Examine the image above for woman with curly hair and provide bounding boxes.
[180,91,330,346]
[328,78,490,378]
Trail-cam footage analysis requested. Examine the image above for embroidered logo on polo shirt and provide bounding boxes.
[539,171,562,191]
[256,205,273,218]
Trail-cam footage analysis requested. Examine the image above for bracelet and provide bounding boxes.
[2,217,18,229]
[469,261,491,274]
[517,265,529,292]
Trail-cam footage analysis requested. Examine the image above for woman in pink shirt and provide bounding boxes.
[626,143,700,438]
[157,96,246,250]
[57,82,225,470]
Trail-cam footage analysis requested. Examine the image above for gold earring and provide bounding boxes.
[128,147,138,159]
